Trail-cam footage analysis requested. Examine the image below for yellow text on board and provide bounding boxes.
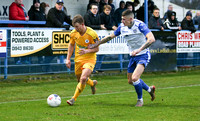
[52,31,70,50]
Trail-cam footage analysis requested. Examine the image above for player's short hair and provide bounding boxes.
[103,5,111,11]
[72,15,84,26]
[122,9,134,18]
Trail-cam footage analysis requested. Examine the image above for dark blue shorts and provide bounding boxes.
[127,52,151,73]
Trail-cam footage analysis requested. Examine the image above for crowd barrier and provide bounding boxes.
[0,21,200,79]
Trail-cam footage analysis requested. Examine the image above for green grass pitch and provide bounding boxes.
[0,70,200,121]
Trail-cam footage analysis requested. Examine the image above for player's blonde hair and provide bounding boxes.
[72,14,84,26]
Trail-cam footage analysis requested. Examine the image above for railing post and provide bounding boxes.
[4,30,8,79]
[119,54,123,72]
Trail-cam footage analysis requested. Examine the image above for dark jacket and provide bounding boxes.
[148,15,165,30]
[28,5,46,27]
[84,10,101,30]
[100,12,115,30]
[46,7,72,29]
[164,11,180,30]
[28,5,46,21]
[181,17,196,32]
[198,22,200,30]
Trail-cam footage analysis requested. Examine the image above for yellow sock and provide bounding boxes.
[86,78,94,87]
[72,82,86,101]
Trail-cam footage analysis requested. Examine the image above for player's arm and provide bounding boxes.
[66,43,75,68]
[89,33,116,49]
[131,32,155,56]
[141,32,155,50]
[79,46,99,55]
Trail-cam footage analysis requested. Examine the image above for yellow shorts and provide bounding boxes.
[75,61,96,75]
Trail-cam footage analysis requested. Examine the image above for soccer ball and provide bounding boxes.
[47,94,61,107]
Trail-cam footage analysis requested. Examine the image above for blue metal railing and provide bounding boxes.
[0,20,200,79]
[0,20,69,25]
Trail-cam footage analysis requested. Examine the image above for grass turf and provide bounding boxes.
[0,70,200,121]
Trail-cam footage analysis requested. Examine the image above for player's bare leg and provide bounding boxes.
[67,68,92,105]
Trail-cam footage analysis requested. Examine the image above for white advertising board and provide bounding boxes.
[96,30,129,55]
[176,31,200,53]
[11,29,59,57]
[0,30,7,57]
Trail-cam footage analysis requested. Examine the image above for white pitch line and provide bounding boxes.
[0,84,200,104]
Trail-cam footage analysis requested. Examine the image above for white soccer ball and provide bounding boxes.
[47,94,61,107]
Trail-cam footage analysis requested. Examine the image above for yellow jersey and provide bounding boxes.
[70,27,99,63]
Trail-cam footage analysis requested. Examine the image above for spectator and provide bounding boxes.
[181,11,196,33]
[28,0,46,27]
[108,0,115,17]
[164,11,181,30]
[9,0,29,27]
[125,0,139,16]
[163,4,173,20]
[46,0,72,30]
[99,0,108,13]
[85,2,106,73]
[9,0,30,64]
[136,0,157,22]
[87,0,100,11]
[84,3,106,30]
[28,0,46,63]
[193,11,200,25]
[149,8,166,31]
[148,0,157,15]
[100,5,117,30]
[126,3,133,12]
[40,2,50,16]
[133,0,140,13]
[114,1,126,26]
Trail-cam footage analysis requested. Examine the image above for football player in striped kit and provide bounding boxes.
[89,10,156,107]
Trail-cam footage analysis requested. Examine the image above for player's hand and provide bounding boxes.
[79,48,88,55]
[66,59,71,68]
[130,49,141,56]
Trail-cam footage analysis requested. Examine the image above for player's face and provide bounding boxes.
[74,23,85,33]
[121,16,132,26]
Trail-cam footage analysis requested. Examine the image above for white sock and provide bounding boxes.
[138,98,143,102]
[133,79,140,85]
[147,87,151,93]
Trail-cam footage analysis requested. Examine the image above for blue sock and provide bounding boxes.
[140,79,149,91]
[133,80,143,99]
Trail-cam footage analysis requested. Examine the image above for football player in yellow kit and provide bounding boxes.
[66,14,99,105]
